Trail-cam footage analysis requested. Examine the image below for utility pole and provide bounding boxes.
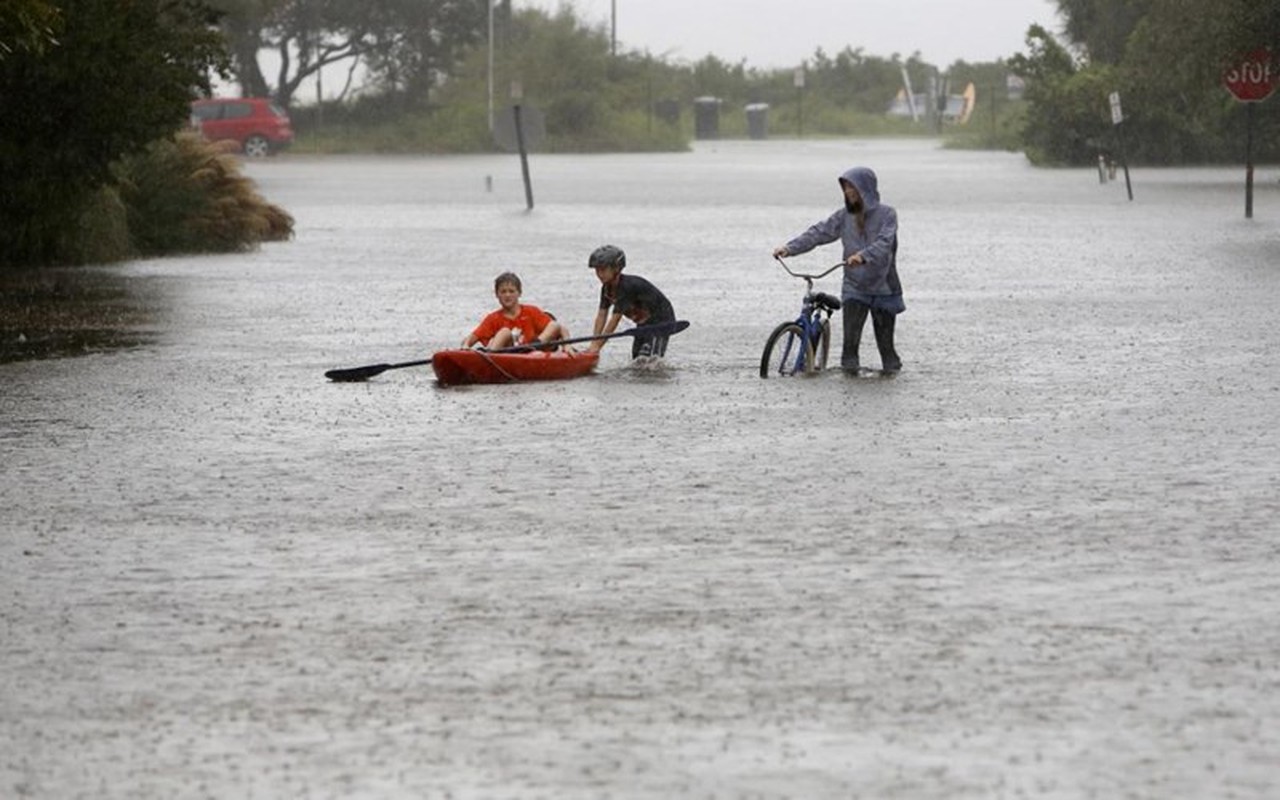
[794,67,805,137]
[487,1,494,131]
[611,0,617,56]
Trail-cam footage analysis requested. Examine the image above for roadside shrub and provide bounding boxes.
[114,133,293,255]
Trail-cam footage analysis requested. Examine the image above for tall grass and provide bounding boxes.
[113,133,294,256]
[36,133,294,266]
[292,101,688,155]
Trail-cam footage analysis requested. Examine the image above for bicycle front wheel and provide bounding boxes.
[760,322,815,378]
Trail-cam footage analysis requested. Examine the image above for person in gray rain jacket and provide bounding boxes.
[773,166,904,374]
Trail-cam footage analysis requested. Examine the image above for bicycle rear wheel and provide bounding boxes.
[813,319,831,371]
[760,322,815,378]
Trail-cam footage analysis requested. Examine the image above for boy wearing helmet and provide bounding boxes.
[587,245,676,359]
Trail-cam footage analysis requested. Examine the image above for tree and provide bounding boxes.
[1008,24,1088,163]
[1121,0,1278,81]
[211,0,278,97]
[806,46,913,114]
[1120,0,1280,163]
[0,0,228,267]
[426,5,693,151]
[1014,1,1280,165]
[690,54,747,103]
[494,6,615,136]
[1054,0,1152,64]
[210,0,487,108]
[358,0,485,104]
[0,0,61,59]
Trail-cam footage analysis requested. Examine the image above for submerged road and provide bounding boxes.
[3,139,1279,798]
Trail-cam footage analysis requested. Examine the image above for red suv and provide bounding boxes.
[190,97,294,157]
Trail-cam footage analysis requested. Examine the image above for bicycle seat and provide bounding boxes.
[812,292,842,312]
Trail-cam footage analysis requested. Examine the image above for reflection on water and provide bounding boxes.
[0,266,162,362]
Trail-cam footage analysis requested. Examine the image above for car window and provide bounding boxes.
[191,104,222,122]
[223,103,253,120]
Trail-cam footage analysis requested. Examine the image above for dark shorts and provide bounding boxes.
[632,333,669,359]
[846,291,906,315]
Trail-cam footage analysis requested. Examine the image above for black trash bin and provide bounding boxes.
[693,96,720,139]
[745,103,769,140]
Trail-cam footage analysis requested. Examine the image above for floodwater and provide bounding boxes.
[3,139,1279,799]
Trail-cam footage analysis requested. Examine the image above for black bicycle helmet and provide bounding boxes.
[588,244,626,270]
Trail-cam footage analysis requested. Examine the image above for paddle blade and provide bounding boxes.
[325,364,391,382]
[325,356,434,382]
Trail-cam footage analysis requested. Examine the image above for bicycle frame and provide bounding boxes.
[760,257,843,378]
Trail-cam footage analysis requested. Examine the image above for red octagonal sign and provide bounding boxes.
[1223,49,1276,102]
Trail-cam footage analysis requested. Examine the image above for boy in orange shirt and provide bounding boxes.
[462,272,568,350]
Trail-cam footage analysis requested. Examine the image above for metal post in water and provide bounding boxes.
[797,85,803,137]
[1108,91,1133,201]
[1115,122,1133,201]
[513,103,534,211]
[487,1,494,132]
[1246,102,1255,219]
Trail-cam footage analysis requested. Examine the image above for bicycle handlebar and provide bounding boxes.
[774,255,843,281]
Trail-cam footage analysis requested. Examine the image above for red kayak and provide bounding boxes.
[431,348,600,386]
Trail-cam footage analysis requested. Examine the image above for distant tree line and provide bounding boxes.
[283,4,1010,152]
[208,0,1280,164]
[206,1,939,115]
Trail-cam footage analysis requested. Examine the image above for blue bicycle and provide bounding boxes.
[759,256,843,378]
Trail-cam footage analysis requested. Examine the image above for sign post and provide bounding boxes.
[794,67,805,138]
[1108,91,1133,201]
[1222,49,1276,219]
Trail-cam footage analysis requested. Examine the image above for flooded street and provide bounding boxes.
[3,139,1279,798]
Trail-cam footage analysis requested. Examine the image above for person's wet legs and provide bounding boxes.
[842,303,869,373]
[871,309,901,373]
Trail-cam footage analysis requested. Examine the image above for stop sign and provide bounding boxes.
[1223,49,1276,102]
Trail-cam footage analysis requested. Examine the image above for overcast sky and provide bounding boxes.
[516,0,1064,68]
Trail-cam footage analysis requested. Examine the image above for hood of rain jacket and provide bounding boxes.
[839,166,880,212]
